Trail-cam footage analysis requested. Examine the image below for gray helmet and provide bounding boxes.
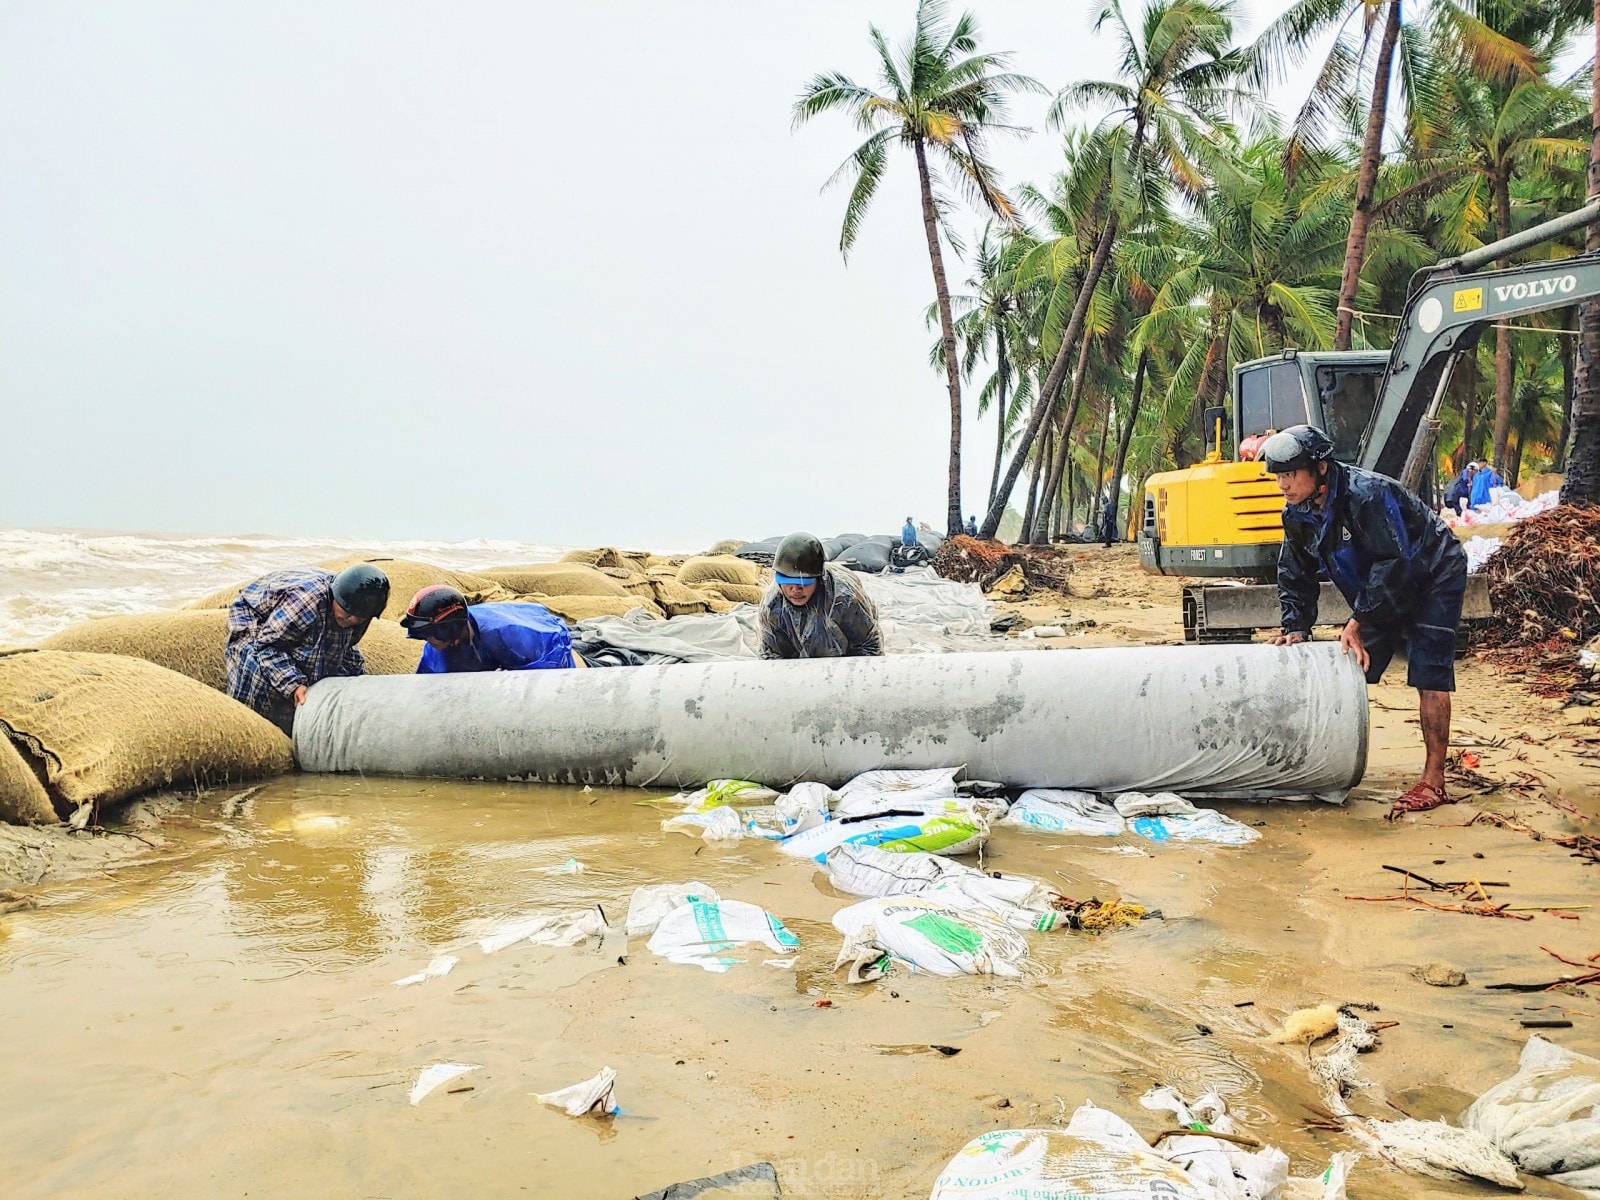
[773,532,825,582]
[331,563,390,620]
[1260,425,1335,474]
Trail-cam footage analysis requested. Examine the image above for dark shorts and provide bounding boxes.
[1363,573,1467,692]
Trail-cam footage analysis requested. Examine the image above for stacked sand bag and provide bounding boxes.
[475,562,666,621]
[0,650,291,823]
[40,610,424,689]
[183,556,513,622]
[0,732,55,824]
[676,556,768,607]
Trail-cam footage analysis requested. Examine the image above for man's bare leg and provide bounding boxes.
[1419,689,1451,792]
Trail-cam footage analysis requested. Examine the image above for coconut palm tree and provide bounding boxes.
[977,0,1244,539]
[794,1,1041,535]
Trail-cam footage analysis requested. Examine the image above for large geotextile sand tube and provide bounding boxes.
[295,643,1368,797]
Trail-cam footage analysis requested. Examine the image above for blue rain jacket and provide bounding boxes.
[1278,462,1467,636]
[415,602,573,673]
[1469,466,1504,507]
[902,521,917,547]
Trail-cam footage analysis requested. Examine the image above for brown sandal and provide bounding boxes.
[1385,782,1453,821]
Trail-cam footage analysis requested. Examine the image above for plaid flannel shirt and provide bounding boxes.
[759,564,883,660]
[225,568,367,715]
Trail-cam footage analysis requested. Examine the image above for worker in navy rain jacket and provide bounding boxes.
[1442,462,1478,514]
[759,532,883,660]
[1263,425,1469,818]
[225,563,390,734]
[401,586,577,672]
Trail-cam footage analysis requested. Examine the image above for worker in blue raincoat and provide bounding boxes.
[1263,425,1468,820]
[1469,461,1505,508]
[902,517,918,547]
[401,586,577,672]
[1442,462,1477,514]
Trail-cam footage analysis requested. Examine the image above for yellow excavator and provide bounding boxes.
[1136,201,1600,640]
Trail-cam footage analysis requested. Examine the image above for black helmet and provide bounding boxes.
[400,585,469,637]
[773,532,825,582]
[1260,425,1335,474]
[331,563,390,620]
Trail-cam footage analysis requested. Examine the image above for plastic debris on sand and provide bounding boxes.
[1462,1035,1600,1198]
[476,908,607,954]
[646,899,800,973]
[534,1066,619,1118]
[832,895,1029,979]
[624,882,721,937]
[409,1062,479,1105]
[1002,789,1125,836]
[393,954,459,988]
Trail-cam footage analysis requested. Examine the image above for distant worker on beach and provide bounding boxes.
[225,563,390,734]
[1469,461,1504,508]
[902,517,917,547]
[1442,462,1478,515]
[966,515,978,537]
[759,532,883,660]
[1263,425,1468,818]
[401,586,578,671]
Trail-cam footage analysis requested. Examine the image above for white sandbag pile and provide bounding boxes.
[1463,1036,1600,1198]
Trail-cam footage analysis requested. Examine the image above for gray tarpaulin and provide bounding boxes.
[295,642,1368,798]
[570,568,996,661]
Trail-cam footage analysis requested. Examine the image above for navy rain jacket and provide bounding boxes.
[1278,462,1467,636]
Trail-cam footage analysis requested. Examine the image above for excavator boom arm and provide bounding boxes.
[1360,201,1600,485]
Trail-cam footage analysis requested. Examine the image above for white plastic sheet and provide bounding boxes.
[409,1062,478,1105]
[534,1066,619,1117]
[393,954,459,987]
[477,908,607,954]
[1127,810,1260,845]
[295,644,1368,798]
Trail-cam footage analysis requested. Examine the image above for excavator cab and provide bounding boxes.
[1138,350,1389,580]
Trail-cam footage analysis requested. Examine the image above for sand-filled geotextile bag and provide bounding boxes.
[41,610,232,690]
[693,581,765,606]
[0,650,292,819]
[0,732,55,824]
[184,557,511,623]
[676,556,763,588]
[559,547,654,571]
[532,595,660,623]
[39,611,423,688]
[478,563,629,597]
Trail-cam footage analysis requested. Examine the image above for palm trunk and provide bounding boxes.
[1021,422,1050,542]
[1090,392,1114,535]
[980,207,1119,537]
[1459,345,1477,464]
[1563,0,1600,504]
[1508,428,1524,489]
[987,324,1010,511]
[1490,170,1515,471]
[1034,335,1094,544]
[1558,309,1576,472]
[1333,0,1402,351]
[1104,347,1150,544]
[913,136,965,536]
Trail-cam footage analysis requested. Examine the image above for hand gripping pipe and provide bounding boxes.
[293,642,1367,798]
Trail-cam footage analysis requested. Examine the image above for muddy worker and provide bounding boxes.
[1263,425,1468,818]
[400,586,579,671]
[225,563,390,734]
[760,532,883,660]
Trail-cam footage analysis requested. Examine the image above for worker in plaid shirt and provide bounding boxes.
[225,563,390,734]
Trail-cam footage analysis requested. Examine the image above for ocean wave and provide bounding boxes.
[0,528,569,643]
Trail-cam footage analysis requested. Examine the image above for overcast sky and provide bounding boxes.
[1,1,1314,550]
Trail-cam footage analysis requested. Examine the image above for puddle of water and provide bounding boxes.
[0,776,1594,1198]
